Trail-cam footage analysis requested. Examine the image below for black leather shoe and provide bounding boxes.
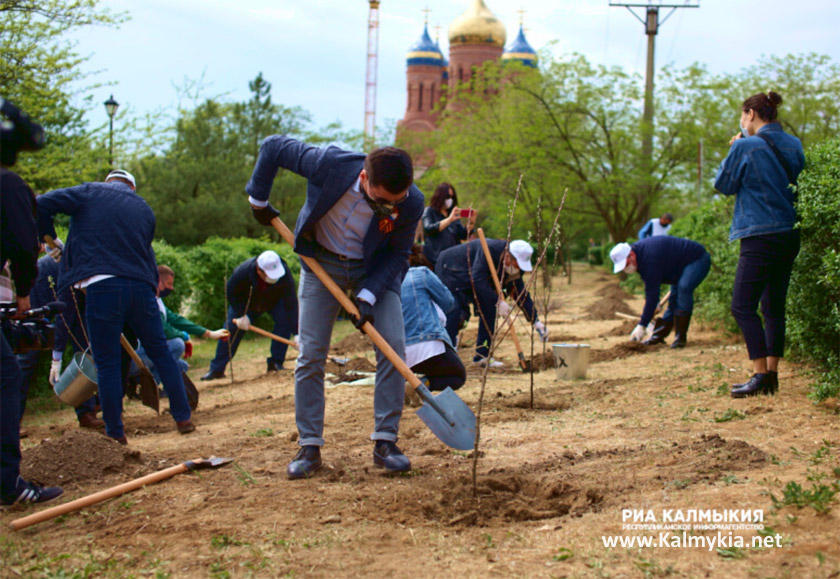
[266,360,283,372]
[731,373,773,398]
[287,446,322,479]
[200,369,225,381]
[766,370,779,395]
[670,313,691,349]
[373,441,411,473]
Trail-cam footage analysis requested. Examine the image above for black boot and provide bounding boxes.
[766,370,779,395]
[643,317,673,345]
[670,313,691,349]
[731,373,773,398]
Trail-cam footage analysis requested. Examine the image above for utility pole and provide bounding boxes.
[609,1,699,217]
[364,0,381,151]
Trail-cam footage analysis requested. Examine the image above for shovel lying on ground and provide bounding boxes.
[120,334,159,414]
[270,217,476,450]
[9,457,233,531]
[245,326,348,366]
[476,229,531,373]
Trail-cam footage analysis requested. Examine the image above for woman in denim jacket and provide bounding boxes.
[401,248,466,392]
[714,91,805,398]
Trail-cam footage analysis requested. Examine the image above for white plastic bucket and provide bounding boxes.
[553,343,590,380]
[53,351,98,406]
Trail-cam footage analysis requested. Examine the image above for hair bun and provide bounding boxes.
[767,91,783,107]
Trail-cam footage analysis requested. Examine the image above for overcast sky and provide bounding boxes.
[73,0,840,137]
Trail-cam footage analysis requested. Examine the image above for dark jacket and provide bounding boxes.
[0,169,39,297]
[36,181,159,293]
[29,255,81,355]
[714,122,805,241]
[227,257,298,330]
[632,236,708,325]
[245,135,424,298]
[435,238,537,322]
[421,206,467,265]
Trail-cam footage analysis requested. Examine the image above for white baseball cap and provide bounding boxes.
[257,250,285,282]
[509,240,533,272]
[105,169,136,188]
[610,242,632,274]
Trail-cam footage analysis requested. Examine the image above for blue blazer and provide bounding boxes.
[246,135,424,298]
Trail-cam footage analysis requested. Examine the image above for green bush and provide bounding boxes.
[152,239,192,314]
[787,138,840,400]
[185,236,299,329]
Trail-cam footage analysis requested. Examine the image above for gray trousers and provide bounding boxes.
[294,250,405,446]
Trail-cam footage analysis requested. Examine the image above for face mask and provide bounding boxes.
[740,123,749,138]
[363,193,396,218]
[159,288,172,298]
[444,198,453,209]
[264,276,279,284]
[504,264,519,276]
[624,264,637,274]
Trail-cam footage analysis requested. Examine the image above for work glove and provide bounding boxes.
[291,334,299,349]
[47,237,64,261]
[49,358,62,386]
[353,298,374,332]
[630,324,646,342]
[234,315,251,331]
[496,299,512,318]
[251,202,280,226]
[207,329,230,341]
[183,341,193,359]
[534,320,548,342]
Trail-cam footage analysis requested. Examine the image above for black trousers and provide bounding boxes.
[731,230,800,360]
[410,343,466,392]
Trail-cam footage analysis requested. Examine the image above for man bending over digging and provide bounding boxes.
[247,136,424,479]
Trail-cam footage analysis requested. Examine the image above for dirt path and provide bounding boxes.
[3,264,839,577]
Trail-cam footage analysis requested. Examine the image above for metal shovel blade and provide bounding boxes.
[415,386,476,450]
[185,456,234,470]
[137,369,160,414]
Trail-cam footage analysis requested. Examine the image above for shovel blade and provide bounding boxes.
[415,387,476,450]
[137,370,160,414]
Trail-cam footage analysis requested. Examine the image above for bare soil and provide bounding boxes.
[3,264,839,578]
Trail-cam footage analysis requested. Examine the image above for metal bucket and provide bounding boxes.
[53,351,98,406]
[553,343,590,380]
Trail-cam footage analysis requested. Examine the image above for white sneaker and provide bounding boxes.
[473,357,504,369]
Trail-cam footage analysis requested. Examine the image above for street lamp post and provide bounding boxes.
[104,94,119,168]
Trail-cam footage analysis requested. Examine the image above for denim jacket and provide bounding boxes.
[714,123,804,241]
[401,266,455,347]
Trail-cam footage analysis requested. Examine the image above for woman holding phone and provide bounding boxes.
[714,91,805,398]
[421,182,475,268]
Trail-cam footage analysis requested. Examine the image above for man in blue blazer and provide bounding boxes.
[247,136,424,479]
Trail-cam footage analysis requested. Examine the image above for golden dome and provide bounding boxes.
[448,0,506,48]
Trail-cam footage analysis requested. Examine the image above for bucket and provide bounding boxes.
[553,343,590,380]
[53,351,98,406]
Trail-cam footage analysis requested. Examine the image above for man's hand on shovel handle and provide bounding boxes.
[353,297,374,332]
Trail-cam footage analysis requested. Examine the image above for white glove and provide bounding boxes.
[496,300,512,318]
[534,320,548,342]
[630,324,646,342]
[49,358,62,385]
[291,335,300,349]
[233,315,251,331]
[207,328,230,340]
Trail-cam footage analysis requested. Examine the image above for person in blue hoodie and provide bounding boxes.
[714,91,805,398]
[36,170,194,444]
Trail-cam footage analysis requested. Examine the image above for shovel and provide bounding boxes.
[270,217,475,450]
[9,457,234,531]
[120,334,159,414]
[246,326,348,367]
[476,229,531,372]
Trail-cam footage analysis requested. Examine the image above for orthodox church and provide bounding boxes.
[398,0,538,134]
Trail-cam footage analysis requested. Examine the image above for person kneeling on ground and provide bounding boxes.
[610,236,711,349]
[401,247,465,396]
[435,238,547,368]
[201,250,297,380]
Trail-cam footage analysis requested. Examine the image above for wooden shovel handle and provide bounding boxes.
[476,229,527,362]
[248,325,298,349]
[120,334,146,368]
[269,217,423,390]
[9,463,189,531]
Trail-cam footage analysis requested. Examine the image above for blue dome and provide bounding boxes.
[502,25,538,68]
[407,24,445,67]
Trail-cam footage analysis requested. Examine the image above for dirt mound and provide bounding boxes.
[527,351,556,372]
[324,356,376,382]
[596,283,633,301]
[600,319,638,337]
[590,341,649,363]
[586,296,636,320]
[330,333,371,355]
[20,430,150,487]
[505,388,571,411]
[686,433,768,473]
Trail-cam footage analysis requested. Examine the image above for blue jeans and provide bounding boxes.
[1,332,23,501]
[295,248,405,447]
[85,277,190,439]
[208,302,293,374]
[662,252,711,321]
[440,274,498,361]
[136,337,189,383]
